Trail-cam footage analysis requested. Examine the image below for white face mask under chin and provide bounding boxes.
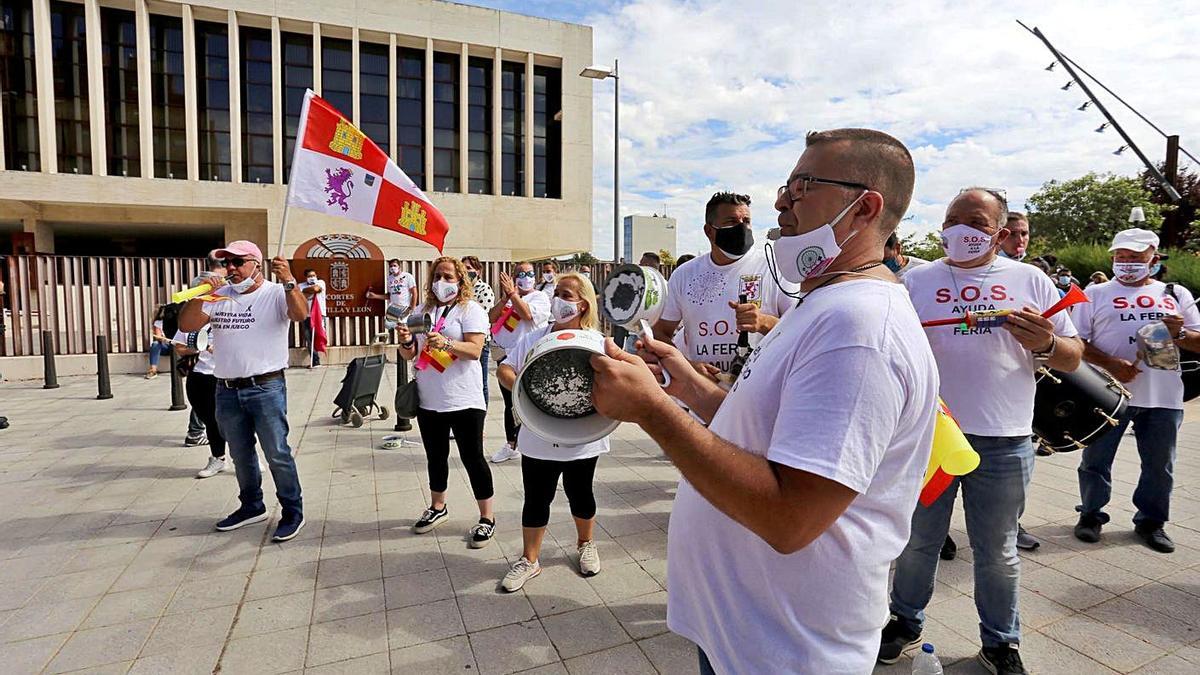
[767,191,867,285]
[230,269,259,293]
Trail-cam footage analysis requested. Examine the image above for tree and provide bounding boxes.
[901,231,944,262]
[1025,172,1164,249]
[657,249,676,267]
[1141,162,1200,250]
[567,251,599,265]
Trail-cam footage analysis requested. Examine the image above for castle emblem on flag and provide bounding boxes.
[398,201,428,235]
[324,167,354,211]
[329,119,365,159]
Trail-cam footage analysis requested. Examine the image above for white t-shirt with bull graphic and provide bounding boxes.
[904,256,1077,437]
[658,248,798,375]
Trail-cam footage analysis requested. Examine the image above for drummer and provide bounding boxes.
[1070,228,1200,553]
[495,272,609,591]
[883,187,1082,673]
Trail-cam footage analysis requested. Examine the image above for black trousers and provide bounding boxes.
[416,407,493,500]
[500,382,519,444]
[185,372,225,458]
[521,454,599,528]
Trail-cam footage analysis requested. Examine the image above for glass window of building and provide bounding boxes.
[466,56,491,194]
[532,65,561,198]
[320,37,351,116]
[150,14,185,179]
[51,0,90,174]
[280,31,311,181]
[101,7,138,177]
[195,20,230,181]
[431,51,458,192]
[500,61,524,196]
[1,0,39,171]
[359,40,387,155]
[240,26,271,183]
[395,46,423,189]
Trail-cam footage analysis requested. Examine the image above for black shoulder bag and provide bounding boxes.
[1163,283,1200,401]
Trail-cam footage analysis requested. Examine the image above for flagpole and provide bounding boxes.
[278,90,315,259]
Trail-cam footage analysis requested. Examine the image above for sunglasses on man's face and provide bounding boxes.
[515,270,536,279]
[223,257,253,268]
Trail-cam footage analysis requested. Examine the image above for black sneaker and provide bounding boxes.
[978,644,1028,674]
[272,512,305,542]
[877,617,922,664]
[184,433,207,447]
[215,506,268,531]
[940,535,957,561]
[1016,524,1040,551]
[1074,514,1103,543]
[413,506,448,534]
[1134,525,1175,553]
[469,518,495,549]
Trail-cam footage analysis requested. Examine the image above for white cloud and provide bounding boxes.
[575,0,1200,259]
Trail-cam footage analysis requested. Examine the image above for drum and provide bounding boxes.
[1033,363,1129,453]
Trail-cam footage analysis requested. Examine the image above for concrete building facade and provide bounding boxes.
[0,0,593,261]
[622,213,676,263]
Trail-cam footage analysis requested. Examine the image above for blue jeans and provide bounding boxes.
[216,377,303,516]
[1077,405,1180,528]
[890,434,1033,648]
[148,341,171,368]
[480,342,491,404]
[188,409,205,437]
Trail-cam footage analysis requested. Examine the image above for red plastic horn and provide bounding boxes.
[1042,283,1088,318]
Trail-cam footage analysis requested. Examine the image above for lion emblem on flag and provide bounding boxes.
[324,167,354,211]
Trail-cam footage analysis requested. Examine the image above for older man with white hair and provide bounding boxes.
[1071,228,1200,553]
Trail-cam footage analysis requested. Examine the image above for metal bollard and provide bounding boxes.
[42,330,59,389]
[96,335,113,400]
[168,350,187,411]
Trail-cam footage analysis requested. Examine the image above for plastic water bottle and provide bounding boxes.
[912,643,943,675]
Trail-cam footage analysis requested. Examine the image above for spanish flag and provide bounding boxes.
[490,303,520,336]
[415,346,456,373]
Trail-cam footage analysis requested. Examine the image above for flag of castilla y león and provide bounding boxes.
[286,90,448,252]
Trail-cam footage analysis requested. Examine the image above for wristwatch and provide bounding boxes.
[1032,334,1057,362]
[283,281,297,291]
[1176,327,1188,341]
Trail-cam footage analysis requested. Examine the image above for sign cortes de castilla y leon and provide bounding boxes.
[291,234,385,317]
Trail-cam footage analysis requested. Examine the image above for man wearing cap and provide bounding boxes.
[179,240,311,542]
[1071,228,1200,553]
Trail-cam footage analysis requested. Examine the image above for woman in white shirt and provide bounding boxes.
[497,273,610,591]
[395,257,496,548]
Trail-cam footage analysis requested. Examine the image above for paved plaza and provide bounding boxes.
[1,365,1199,674]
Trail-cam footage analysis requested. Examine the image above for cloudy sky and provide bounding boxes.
[461,0,1199,259]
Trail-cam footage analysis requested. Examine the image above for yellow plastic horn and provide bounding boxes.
[919,398,980,506]
[170,283,214,304]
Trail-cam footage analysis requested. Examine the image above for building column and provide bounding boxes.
[524,52,534,198]
[271,16,282,184]
[182,4,198,180]
[423,37,432,188]
[387,33,396,163]
[458,42,468,193]
[31,0,56,174]
[351,27,360,125]
[84,0,106,175]
[22,216,54,254]
[227,10,242,182]
[491,46,501,196]
[135,0,153,178]
[312,24,321,95]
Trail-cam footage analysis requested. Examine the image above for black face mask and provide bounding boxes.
[713,225,754,259]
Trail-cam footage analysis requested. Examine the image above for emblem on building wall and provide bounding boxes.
[329,261,351,292]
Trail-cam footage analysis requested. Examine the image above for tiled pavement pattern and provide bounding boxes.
[0,367,1198,674]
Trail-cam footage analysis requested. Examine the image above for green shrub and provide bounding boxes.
[1052,244,1200,291]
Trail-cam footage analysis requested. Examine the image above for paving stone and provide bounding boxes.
[466,620,558,675]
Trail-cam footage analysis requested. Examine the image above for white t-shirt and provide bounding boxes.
[299,278,327,317]
[898,255,927,278]
[174,327,215,375]
[491,289,551,351]
[506,325,611,461]
[1073,280,1200,410]
[387,271,418,310]
[412,301,489,412]
[667,280,939,675]
[201,281,291,379]
[659,248,799,374]
[904,256,1078,436]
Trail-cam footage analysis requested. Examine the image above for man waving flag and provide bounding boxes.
[285,90,448,252]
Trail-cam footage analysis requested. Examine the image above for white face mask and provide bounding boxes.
[433,279,459,302]
[1113,261,1150,284]
[940,224,995,263]
[389,266,400,275]
[230,264,259,293]
[516,275,534,291]
[767,192,866,283]
[542,272,555,283]
[551,296,581,322]
[306,276,317,284]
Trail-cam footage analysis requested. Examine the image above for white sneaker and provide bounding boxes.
[197,457,227,479]
[577,540,601,577]
[490,443,520,463]
[501,557,541,592]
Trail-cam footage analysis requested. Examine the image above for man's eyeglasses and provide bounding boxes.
[778,174,871,202]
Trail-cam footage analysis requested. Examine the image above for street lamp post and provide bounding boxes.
[580,60,620,263]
